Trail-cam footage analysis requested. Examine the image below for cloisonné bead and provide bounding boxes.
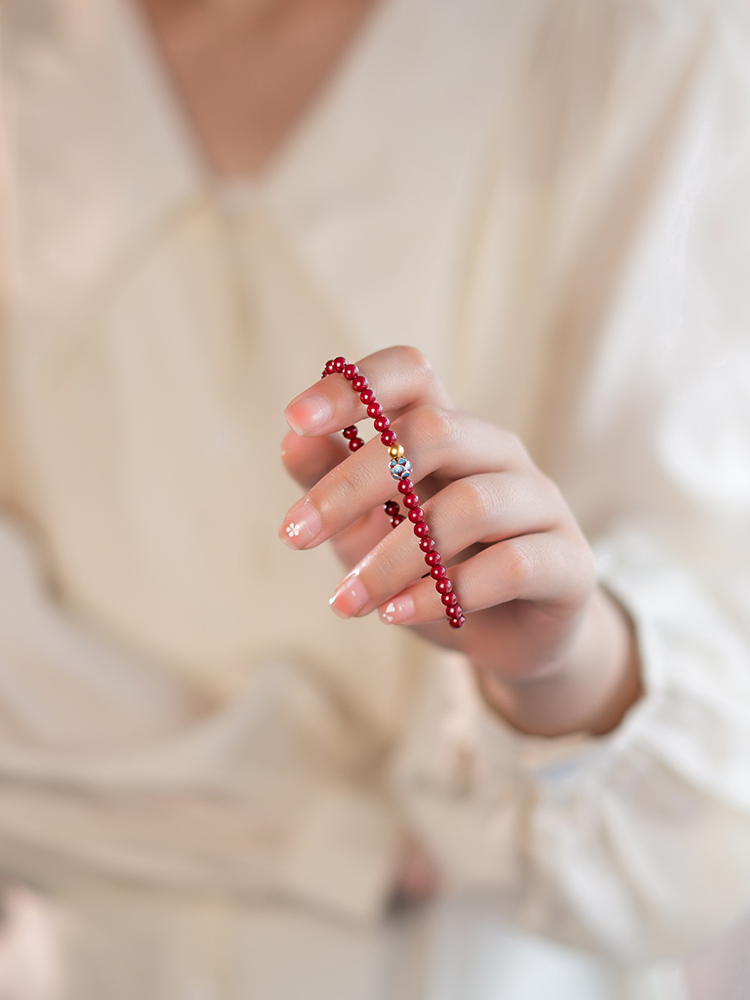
[389,457,412,481]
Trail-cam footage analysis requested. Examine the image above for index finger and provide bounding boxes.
[283,346,454,438]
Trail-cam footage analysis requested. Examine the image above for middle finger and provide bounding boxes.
[278,406,534,551]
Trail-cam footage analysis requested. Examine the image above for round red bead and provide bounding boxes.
[391,515,405,527]
[360,389,375,405]
[325,360,336,375]
[384,501,400,517]
[343,425,359,439]
[374,415,390,433]
[413,522,430,538]
[442,591,458,607]
[448,615,466,629]
[349,438,364,451]
[381,430,397,446]
[407,507,424,523]
[419,537,435,553]
[343,364,358,380]
[367,402,382,419]
[352,375,368,392]
[333,357,346,372]
[430,565,446,580]
[447,604,463,618]
[436,578,453,595]
[403,493,419,509]
[425,551,441,566]
[397,479,413,495]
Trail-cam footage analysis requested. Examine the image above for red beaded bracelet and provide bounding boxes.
[321,356,465,629]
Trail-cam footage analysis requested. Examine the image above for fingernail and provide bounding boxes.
[379,594,416,625]
[284,393,333,435]
[329,569,369,618]
[279,499,323,549]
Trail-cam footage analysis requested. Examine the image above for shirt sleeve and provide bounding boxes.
[392,0,750,964]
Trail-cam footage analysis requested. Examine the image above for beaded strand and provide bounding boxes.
[321,356,465,629]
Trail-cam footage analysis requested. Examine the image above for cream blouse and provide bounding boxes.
[0,0,750,990]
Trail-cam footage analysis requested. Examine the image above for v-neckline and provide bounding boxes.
[123,0,401,197]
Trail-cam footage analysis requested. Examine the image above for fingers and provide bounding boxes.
[284,346,453,439]
[378,531,595,627]
[279,407,535,551]
[326,470,572,619]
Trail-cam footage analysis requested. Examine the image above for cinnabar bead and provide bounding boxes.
[430,564,446,580]
[408,507,424,523]
[436,578,453,595]
[419,537,435,552]
[397,479,413,495]
[381,429,397,446]
[349,438,364,451]
[448,615,466,629]
[343,425,359,439]
[413,522,430,538]
[333,356,346,372]
[403,493,419,509]
[373,415,390,432]
[447,603,463,617]
[390,515,405,527]
[367,402,382,419]
[442,591,458,607]
[360,389,375,405]
[384,501,400,516]
[325,360,336,375]
[343,364,358,380]
[425,551,442,566]
[352,375,368,392]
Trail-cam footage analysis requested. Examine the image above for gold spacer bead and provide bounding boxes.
[389,444,405,459]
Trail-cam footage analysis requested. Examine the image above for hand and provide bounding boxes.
[279,347,641,737]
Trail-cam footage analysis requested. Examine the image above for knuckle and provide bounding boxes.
[502,430,531,467]
[391,346,449,403]
[505,541,536,590]
[410,405,459,449]
[456,477,498,523]
[392,345,435,380]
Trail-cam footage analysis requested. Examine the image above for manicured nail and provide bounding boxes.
[329,569,369,618]
[379,594,416,625]
[284,393,333,435]
[279,499,323,549]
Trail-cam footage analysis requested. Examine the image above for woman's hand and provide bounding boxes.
[279,347,641,737]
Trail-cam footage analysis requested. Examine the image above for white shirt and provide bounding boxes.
[0,0,749,996]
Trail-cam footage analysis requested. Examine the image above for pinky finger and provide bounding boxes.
[378,531,593,626]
